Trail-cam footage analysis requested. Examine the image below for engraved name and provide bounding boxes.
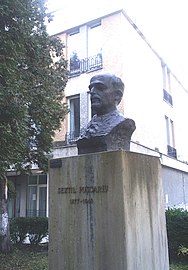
[79,185,108,194]
[57,187,77,194]
[57,185,108,194]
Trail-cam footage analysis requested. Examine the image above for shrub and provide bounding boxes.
[166,208,188,262]
[10,217,48,245]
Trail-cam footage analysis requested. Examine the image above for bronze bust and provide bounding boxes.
[77,73,136,154]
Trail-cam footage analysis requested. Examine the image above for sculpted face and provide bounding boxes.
[89,74,118,116]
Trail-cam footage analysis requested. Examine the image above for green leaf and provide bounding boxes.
[0,0,68,174]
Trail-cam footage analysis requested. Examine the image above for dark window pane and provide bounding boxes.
[39,174,47,184]
[70,95,80,138]
[29,175,37,185]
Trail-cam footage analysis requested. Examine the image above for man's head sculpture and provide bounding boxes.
[77,73,136,154]
[89,73,124,116]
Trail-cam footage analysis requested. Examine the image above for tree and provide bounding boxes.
[70,51,80,74]
[0,0,68,252]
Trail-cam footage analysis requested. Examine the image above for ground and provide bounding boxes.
[0,245,187,270]
[0,245,48,270]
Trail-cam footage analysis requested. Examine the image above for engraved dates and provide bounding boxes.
[57,185,108,205]
[70,198,93,205]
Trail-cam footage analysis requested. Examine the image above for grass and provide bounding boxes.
[170,263,188,270]
[0,245,48,270]
[0,245,188,270]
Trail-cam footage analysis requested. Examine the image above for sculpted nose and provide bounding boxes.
[90,87,95,94]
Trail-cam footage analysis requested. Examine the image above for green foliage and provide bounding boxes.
[7,180,16,198]
[0,0,68,174]
[170,263,188,270]
[0,246,48,270]
[0,236,187,270]
[10,217,48,245]
[178,246,188,256]
[166,208,188,262]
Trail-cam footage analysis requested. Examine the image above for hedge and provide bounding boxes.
[10,217,48,245]
[166,208,188,262]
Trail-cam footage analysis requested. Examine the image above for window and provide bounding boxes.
[162,62,173,106]
[7,181,15,218]
[27,174,47,217]
[68,28,82,76]
[15,184,21,217]
[88,20,102,57]
[67,95,80,143]
[165,116,177,158]
[68,20,103,76]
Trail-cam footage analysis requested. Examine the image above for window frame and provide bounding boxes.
[27,174,47,217]
[165,116,177,158]
[162,62,173,106]
[67,94,80,143]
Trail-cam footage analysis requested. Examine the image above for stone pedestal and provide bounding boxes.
[49,151,169,270]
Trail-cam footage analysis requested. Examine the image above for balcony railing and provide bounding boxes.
[65,131,80,144]
[167,145,177,159]
[163,89,173,106]
[69,53,103,76]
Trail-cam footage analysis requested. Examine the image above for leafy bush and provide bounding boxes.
[10,217,48,245]
[166,208,188,262]
[170,263,188,270]
[10,218,28,244]
[0,246,48,270]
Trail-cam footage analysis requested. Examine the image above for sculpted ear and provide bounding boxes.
[115,90,123,105]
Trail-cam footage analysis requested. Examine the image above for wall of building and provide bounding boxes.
[56,11,187,156]
[120,13,165,152]
[162,166,188,209]
[98,11,188,165]
[51,10,188,212]
[171,77,188,162]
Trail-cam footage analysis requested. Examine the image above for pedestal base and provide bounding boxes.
[49,151,169,270]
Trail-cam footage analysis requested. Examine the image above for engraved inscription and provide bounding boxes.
[79,185,108,194]
[57,185,108,205]
[57,185,108,194]
[58,187,77,194]
[70,198,93,204]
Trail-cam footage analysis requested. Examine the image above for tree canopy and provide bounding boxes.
[0,0,68,173]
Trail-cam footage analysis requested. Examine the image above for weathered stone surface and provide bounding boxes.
[49,151,169,270]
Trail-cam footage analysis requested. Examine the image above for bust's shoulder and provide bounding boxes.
[117,118,136,129]
[109,117,136,137]
[80,110,135,138]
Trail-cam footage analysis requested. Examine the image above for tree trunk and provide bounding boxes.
[0,176,11,253]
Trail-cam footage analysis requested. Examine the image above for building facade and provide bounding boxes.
[7,9,188,217]
[53,9,188,210]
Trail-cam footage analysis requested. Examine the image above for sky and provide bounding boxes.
[46,0,188,89]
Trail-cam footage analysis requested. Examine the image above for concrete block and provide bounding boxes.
[49,151,169,270]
